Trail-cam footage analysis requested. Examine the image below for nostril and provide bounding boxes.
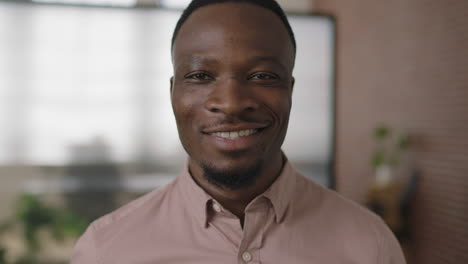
[208,107,221,113]
[204,90,259,114]
[245,106,256,112]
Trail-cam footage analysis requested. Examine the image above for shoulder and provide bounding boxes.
[296,173,392,235]
[94,178,177,229]
[92,178,178,231]
[294,172,379,223]
[293,173,406,263]
[70,178,179,264]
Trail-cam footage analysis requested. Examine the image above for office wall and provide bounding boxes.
[313,0,468,263]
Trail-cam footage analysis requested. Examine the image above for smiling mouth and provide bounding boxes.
[208,129,259,140]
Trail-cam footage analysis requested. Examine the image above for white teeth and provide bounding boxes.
[230,131,239,139]
[212,129,258,139]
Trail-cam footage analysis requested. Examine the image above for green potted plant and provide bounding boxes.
[0,194,88,264]
[371,125,409,185]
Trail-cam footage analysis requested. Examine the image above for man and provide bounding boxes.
[72,0,406,263]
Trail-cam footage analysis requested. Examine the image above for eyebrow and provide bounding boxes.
[249,56,288,71]
[176,55,288,72]
[174,56,218,70]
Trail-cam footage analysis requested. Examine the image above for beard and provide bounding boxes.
[200,159,263,190]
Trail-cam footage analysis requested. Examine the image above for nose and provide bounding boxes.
[204,79,259,115]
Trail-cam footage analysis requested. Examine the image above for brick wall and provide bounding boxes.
[313,0,468,263]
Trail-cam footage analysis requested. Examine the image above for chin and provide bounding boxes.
[207,150,262,170]
[200,157,263,190]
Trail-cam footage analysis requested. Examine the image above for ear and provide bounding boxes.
[290,76,295,95]
[170,76,174,96]
[288,76,295,108]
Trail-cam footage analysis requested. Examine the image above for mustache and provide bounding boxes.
[200,116,270,130]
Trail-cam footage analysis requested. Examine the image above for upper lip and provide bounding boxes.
[202,123,269,133]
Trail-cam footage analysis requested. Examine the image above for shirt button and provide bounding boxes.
[212,202,222,213]
[242,251,252,262]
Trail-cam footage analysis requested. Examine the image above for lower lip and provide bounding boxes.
[206,132,262,151]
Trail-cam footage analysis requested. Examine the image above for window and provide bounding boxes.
[0,2,334,186]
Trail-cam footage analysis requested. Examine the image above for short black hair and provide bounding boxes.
[171,0,296,52]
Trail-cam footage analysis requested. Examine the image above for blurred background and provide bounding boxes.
[0,0,466,263]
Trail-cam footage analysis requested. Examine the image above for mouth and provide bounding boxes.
[202,125,268,152]
[208,128,260,140]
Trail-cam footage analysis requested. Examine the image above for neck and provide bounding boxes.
[189,153,284,222]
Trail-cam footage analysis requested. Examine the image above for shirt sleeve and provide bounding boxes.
[373,216,407,264]
[71,223,99,264]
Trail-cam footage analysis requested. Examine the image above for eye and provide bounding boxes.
[249,72,279,81]
[185,72,213,81]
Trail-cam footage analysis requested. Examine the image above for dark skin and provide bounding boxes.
[171,3,295,225]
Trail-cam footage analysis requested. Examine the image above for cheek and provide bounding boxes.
[172,101,197,155]
[172,91,205,136]
[268,92,292,144]
[263,90,292,121]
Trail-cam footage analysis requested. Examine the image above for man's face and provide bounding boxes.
[171,3,295,186]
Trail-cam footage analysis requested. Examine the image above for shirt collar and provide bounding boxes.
[176,158,297,227]
[261,161,297,223]
[176,163,212,228]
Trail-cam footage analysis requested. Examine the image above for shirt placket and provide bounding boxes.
[237,200,270,264]
[208,200,244,252]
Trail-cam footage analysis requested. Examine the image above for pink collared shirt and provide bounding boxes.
[71,162,406,264]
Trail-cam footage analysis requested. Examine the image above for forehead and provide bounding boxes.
[172,2,295,70]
